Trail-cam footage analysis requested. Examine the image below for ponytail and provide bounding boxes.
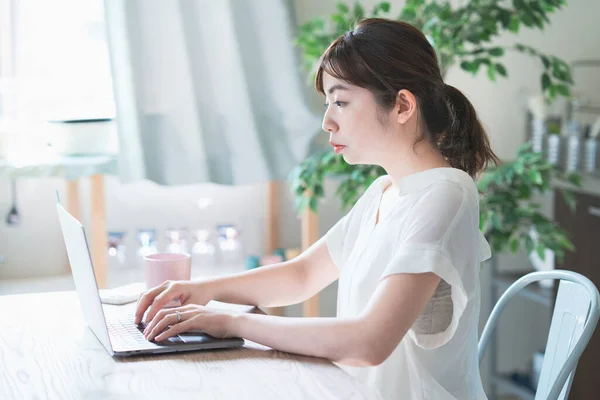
[439,84,499,177]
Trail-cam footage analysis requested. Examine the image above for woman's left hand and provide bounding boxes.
[143,304,238,342]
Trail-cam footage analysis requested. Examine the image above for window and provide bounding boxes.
[0,0,15,121]
[0,0,115,160]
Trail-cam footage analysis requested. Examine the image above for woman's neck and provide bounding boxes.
[380,139,450,189]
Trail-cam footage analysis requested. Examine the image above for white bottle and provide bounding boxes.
[565,121,581,172]
[546,134,561,165]
[584,137,598,173]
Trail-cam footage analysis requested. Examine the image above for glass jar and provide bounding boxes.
[165,227,189,254]
[191,228,216,269]
[136,229,158,259]
[216,224,244,267]
[107,231,127,264]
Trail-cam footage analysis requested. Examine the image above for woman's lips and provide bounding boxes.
[330,142,346,154]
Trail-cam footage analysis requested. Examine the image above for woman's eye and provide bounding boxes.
[324,101,345,108]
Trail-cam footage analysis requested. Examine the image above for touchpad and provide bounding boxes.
[177,331,215,344]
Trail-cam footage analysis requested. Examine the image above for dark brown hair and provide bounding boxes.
[315,18,499,177]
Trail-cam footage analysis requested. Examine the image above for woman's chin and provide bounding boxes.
[342,152,360,165]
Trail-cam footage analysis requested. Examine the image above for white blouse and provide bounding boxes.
[325,168,491,400]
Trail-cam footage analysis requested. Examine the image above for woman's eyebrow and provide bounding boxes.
[327,84,350,94]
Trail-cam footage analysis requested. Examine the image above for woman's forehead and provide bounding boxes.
[322,72,360,94]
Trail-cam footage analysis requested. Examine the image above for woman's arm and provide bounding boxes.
[145,267,440,367]
[204,236,338,308]
[137,237,338,324]
[230,272,441,366]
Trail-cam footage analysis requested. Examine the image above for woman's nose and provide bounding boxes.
[322,113,338,133]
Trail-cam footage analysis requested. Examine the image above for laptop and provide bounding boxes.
[56,202,245,357]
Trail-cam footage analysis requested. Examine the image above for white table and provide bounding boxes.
[0,291,383,400]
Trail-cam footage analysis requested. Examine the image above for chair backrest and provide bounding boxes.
[479,270,600,400]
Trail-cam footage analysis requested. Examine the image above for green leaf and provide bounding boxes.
[460,61,475,73]
[439,3,451,20]
[541,55,551,69]
[498,9,511,28]
[313,183,324,197]
[495,63,507,77]
[509,16,520,32]
[525,235,535,254]
[353,3,365,20]
[480,211,488,232]
[491,213,502,229]
[489,47,504,57]
[509,237,520,253]
[536,243,546,260]
[555,84,570,97]
[522,12,536,27]
[336,3,350,14]
[331,14,346,27]
[379,1,391,13]
[530,170,543,185]
[400,6,417,21]
[309,196,319,213]
[518,141,534,154]
[568,173,582,187]
[560,189,577,213]
[514,161,525,174]
[541,73,551,91]
[548,86,557,103]
[556,233,575,252]
[487,64,496,81]
[299,196,311,214]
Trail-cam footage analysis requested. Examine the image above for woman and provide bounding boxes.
[135,18,498,399]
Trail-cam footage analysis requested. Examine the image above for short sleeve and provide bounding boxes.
[380,183,478,349]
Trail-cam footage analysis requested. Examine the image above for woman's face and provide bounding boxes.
[321,72,396,166]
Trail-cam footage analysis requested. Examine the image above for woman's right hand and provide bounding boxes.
[134,280,213,324]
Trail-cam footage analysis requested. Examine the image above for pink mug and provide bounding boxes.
[143,253,192,289]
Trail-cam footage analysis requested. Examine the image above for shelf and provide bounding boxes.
[552,173,600,199]
[493,272,555,308]
[0,154,117,180]
[493,375,536,400]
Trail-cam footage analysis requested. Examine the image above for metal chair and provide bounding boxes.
[479,270,600,400]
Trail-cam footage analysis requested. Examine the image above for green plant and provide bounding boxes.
[290,0,580,260]
[296,0,573,102]
[477,143,581,261]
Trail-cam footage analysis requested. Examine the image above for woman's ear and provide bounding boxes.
[395,89,417,124]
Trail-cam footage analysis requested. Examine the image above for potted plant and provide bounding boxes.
[289,0,581,262]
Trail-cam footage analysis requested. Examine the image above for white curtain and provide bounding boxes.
[103,0,321,185]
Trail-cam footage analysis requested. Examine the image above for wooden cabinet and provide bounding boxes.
[554,191,600,400]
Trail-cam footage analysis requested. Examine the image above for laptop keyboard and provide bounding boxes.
[106,317,154,349]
